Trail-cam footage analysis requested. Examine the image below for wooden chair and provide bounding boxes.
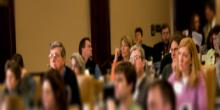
[202,65,216,110]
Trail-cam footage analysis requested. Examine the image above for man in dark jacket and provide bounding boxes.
[49,41,81,108]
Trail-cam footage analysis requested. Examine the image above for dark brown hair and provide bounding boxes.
[5,60,21,81]
[43,69,67,110]
[115,62,136,93]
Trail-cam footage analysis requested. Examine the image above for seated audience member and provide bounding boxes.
[207,26,220,109]
[2,60,22,96]
[42,69,68,110]
[114,62,141,110]
[182,13,204,45]
[71,52,97,109]
[3,60,36,109]
[161,34,183,80]
[206,25,220,51]
[153,24,171,73]
[111,35,133,81]
[48,41,81,107]
[203,1,217,42]
[204,25,220,65]
[79,37,102,79]
[147,80,176,110]
[168,38,207,110]
[11,53,28,78]
[0,95,26,110]
[130,45,153,110]
[134,27,153,60]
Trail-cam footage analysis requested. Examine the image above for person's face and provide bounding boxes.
[71,58,80,74]
[205,7,214,22]
[82,40,92,58]
[5,69,18,91]
[212,34,219,50]
[42,80,56,110]
[178,47,191,73]
[114,73,132,101]
[121,40,130,59]
[49,47,65,71]
[147,87,171,110]
[193,15,200,31]
[161,28,170,44]
[130,50,145,76]
[170,41,179,62]
[135,32,143,44]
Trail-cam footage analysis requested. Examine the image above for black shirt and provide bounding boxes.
[141,44,153,60]
[63,66,82,107]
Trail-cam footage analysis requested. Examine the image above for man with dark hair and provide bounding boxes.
[49,41,81,107]
[204,1,217,42]
[114,61,141,110]
[78,37,101,79]
[135,27,153,60]
[153,24,171,73]
[147,80,176,110]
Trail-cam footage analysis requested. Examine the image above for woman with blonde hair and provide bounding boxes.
[71,52,98,110]
[111,35,133,81]
[168,38,207,110]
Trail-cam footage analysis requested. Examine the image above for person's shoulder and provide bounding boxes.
[168,72,176,83]
[153,41,163,48]
[87,58,97,65]
[64,66,76,78]
[198,70,206,84]
[65,66,74,73]
[142,44,152,50]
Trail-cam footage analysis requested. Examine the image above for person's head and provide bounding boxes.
[129,45,145,78]
[11,53,24,68]
[114,62,136,102]
[213,32,220,51]
[0,95,25,110]
[5,60,21,92]
[120,35,133,59]
[176,38,201,87]
[170,34,183,62]
[161,24,171,44]
[79,37,92,60]
[135,27,143,45]
[207,25,220,50]
[205,1,216,22]
[147,80,176,110]
[49,41,66,72]
[71,52,85,75]
[42,69,67,110]
[190,13,201,32]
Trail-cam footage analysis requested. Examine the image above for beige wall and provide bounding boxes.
[217,0,220,23]
[15,0,91,71]
[15,0,172,71]
[110,0,172,53]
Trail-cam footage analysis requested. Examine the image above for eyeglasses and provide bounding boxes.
[48,53,61,59]
[129,55,142,63]
[170,48,178,53]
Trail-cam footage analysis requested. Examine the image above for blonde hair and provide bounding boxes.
[175,38,201,87]
[120,35,133,48]
[71,52,85,74]
[130,45,145,60]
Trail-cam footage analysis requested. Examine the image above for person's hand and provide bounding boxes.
[114,48,120,62]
